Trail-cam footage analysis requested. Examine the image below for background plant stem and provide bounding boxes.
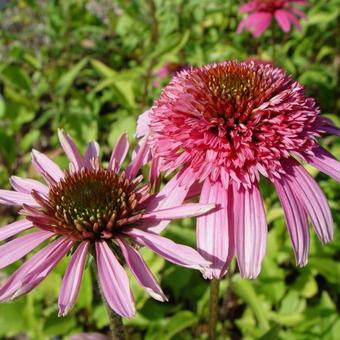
[208,278,220,340]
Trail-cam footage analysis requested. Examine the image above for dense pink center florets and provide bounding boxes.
[149,61,320,187]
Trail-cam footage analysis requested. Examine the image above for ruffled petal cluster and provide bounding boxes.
[0,130,214,317]
[237,0,307,37]
[143,60,340,279]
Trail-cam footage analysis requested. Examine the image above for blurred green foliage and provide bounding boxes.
[0,0,339,339]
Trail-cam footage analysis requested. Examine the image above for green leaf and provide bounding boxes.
[55,58,88,96]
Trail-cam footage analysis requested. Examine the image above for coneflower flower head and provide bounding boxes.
[144,60,340,279]
[0,130,214,317]
[237,0,307,37]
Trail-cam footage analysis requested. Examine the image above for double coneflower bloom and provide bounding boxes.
[0,130,214,317]
[140,60,340,279]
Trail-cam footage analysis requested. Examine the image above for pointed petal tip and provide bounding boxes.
[145,288,168,302]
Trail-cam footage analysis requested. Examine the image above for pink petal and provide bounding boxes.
[125,137,149,180]
[58,129,83,171]
[0,220,33,241]
[124,228,210,270]
[0,237,73,301]
[275,9,292,32]
[58,241,90,316]
[233,183,267,279]
[239,1,257,13]
[83,141,100,169]
[237,12,272,37]
[95,241,135,318]
[149,156,161,186]
[141,203,215,221]
[0,190,39,207]
[70,333,109,340]
[297,146,340,183]
[136,109,151,138]
[274,178,309,266]
[117,237,167,302]
[0,230,54,269]
[108,133,129,172]
[185,181,202,200]
[32,149,64,183]
[197,179,234,279]
[10,176,49,196]
[145,168,194,233]
[283,159,333,243]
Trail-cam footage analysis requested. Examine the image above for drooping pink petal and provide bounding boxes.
[58,129,83,171]
[0,230,54,269]
[149,156,161,186]
[108,133,129,172]
[296,146,340,183]
[0,190,39,207]
[237,12,272,37]
[58,241,90,316]
[140,203,215,221]
[145,168,195,233]
[136,110,151,138]
[274,177,309,266]
[275,9,292,32]
[0,220,33,241]
[10,176,49,196]
[125,137,149,180]
[239,1,257,13]
[233,183,267,279]
[83,141,100,169]
[117,237,167,302]
[0,237,73,301]
[185,181,202,200]
[124,228,210,270]
[95,241,135,318]
[31,149,64,183]
[197,179,233,279]
[284,159,333,243]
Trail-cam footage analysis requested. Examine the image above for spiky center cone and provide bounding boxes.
[27,168,150,240]
[150,61,319,187]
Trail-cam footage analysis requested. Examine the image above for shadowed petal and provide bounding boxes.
[117,237,167,302]
[274,177,309,266]
[109,133,129,172]
[136,110,151,138]
[58,241,90,316]
[197,179,233,279]
[0,220,33,241]
[284,159,333,244]
[233,183,267,278]
[58,129,83,171]
[0,190,39,207]
[0,237,73,301]
[141,203,215,221]
[145,168,195,233]
[0,230,54,269]
[297,146,340,183]
[10,176,49,196]
[95,241,135,318]
[124,228,210,270]
[84,141,100,169]
[32,149,64,183]
[275,9,291,32]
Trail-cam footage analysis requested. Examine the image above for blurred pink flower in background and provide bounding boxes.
[0,130,214,318]
[153,63,189,87]
[237,0,307,37]
[139,60,340,280]
[70,332,109,340]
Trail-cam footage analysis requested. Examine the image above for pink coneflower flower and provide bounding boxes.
[237,0,307,37]
[0,130,214,317]
[141,60,340,279]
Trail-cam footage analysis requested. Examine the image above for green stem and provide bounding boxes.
[271,24,276,63]
[208,278,220,340]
